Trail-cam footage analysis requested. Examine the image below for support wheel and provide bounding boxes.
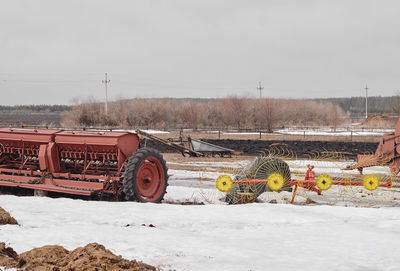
[316,174,332,190]
[123,147,168,203]
[267,173,285,191]
[216,175,233,192]
[363,174,379,191]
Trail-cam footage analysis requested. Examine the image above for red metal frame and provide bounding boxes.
[347,118,400,175]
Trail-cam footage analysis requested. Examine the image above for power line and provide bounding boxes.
[257,81,263,99]
[0,79,98,83]
[364,84,368,119]
[102,73,110,115]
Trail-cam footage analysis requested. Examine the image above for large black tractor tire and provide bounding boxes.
[123,147,168,203]
[225,157,291,204]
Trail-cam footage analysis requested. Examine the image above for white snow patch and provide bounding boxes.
[275,128,390,136]
[223,132,261,135]
[1,195,400,271]
[139,129,169,134]
[167,160,249,169]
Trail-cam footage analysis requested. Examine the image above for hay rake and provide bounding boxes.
[216,158,393,204]
[215,118,400,204]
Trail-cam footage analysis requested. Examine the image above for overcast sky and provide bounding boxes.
[1,0,399,105]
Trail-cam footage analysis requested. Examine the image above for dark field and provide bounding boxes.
[141,138,378,159]
[0,112,62,127]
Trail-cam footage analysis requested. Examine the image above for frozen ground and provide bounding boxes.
[214,127,393,136]
[275,128,391,136]
[1,158,400,270]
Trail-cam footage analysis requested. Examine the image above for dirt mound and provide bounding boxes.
[0,206,18,225]
[0,242,18,269]
[58,243,156,271]
[362,114,394,127]
[0,242,156,271]
[19,245,69,270]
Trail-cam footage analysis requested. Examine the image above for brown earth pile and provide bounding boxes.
[0,242,156,271]
[0,207,18,225]
[0,242,18,268]
[362,114,394,127]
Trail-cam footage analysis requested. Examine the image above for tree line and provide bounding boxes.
[1,96,396,115]
[0,104,71,112]
[2,96,398,130]
[61,97,344,131]
[316,96,396,115]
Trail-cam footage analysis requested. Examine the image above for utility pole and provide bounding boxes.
[364,84,368,119]
[257,81,263,99]
[102,73,110,115]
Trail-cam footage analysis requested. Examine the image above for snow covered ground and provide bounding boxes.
[275,128,392,136]
[215,127,393,137]
[1,158,400,270]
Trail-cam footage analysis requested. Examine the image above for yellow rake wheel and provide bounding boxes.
[216,175,233,192]
[267,173,285,191]
[316,174,332,190]
[363,174,379,191]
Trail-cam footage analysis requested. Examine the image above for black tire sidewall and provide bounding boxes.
[123,147,168,203]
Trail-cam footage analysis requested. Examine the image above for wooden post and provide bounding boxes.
[290,185,298,204]
[218,130,221,139]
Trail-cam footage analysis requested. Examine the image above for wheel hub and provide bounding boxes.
[135,156,165,200]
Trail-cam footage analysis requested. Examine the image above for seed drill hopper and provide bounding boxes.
[0,128,168,202]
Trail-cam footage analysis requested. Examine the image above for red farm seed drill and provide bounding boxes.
[0,128,168,203]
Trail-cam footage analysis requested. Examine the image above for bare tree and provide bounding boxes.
[326,104,343,132]
[256,98,277,132]
[220,96,248,130]
[180,102,200,129]
[391,93,400,117]
[200,102,223,128]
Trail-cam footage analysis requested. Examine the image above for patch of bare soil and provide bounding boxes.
[164,153,252,173]
[0,207,18,225]
[0,242,156,271]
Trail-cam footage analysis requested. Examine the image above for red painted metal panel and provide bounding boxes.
[381,134,395,155]
[54,130,139,165]
[117,133,140,159]
[396,120,400,144]
[55,130,134,145]
[0,175,103,196]
[47,142,60,173]
[38,144,48,170]
[0,128,61,143]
